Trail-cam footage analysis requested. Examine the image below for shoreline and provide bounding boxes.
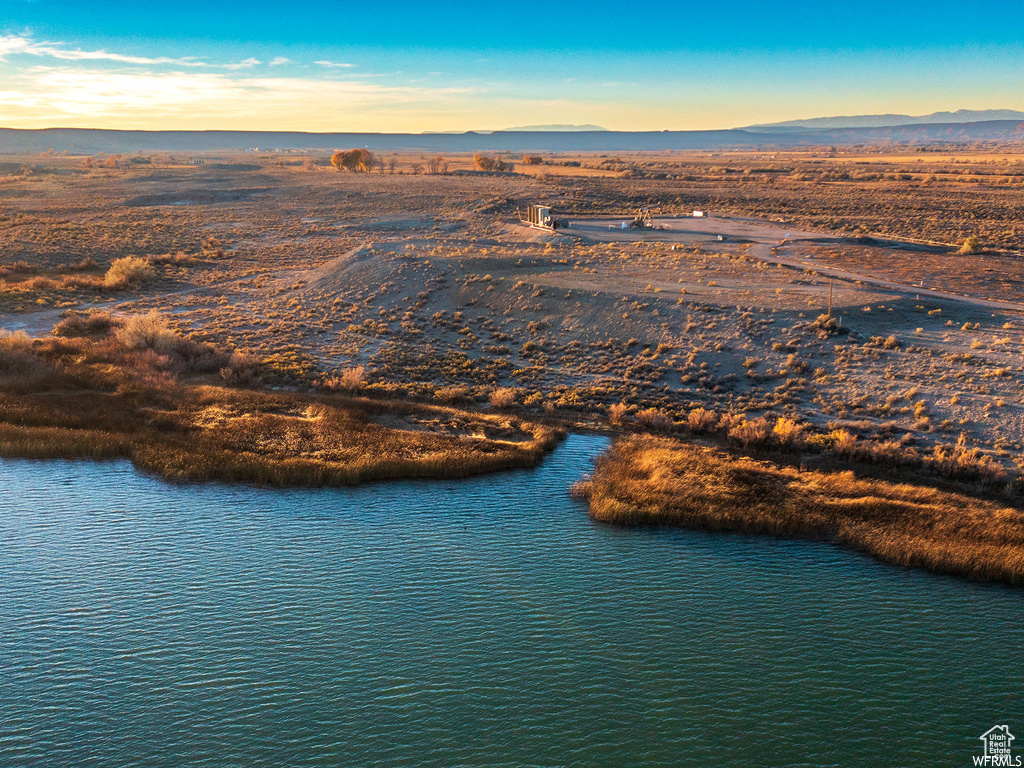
[573,435,1024,587]
[0,327,562,488]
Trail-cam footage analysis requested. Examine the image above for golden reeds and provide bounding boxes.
[577,435,1024,586]
[0,326,561,487]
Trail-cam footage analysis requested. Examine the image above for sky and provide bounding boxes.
[2,0,1024,132]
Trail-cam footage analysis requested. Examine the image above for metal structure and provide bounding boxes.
[628,207,653,229]
[519,204,568,231]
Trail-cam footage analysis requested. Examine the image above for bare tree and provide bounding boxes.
[427,155,448,174]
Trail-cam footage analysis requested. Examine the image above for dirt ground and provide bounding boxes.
[2,150,1024,470]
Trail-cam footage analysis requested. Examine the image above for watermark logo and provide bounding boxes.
[975,725,1021,766]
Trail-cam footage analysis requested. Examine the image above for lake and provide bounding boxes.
[1,434,1021,767]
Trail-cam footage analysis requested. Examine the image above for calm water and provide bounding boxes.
[0,435,1022,768]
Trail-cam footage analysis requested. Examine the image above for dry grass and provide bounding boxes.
[575,435,1024,586]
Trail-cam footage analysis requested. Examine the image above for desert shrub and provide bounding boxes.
[687,407,718,433]
[862,439,920,467]
[728,417,772,449]
[829,429,858,457]
[53,310,117,338]
[959,236,982,254]
[148,251,196,266]
[810,314,844,339]
[318,375,343,391]
[116,312,177,351]
[62,275,105,290]
[219,352,261,387]
[473,154,509,172]
[609,402,629,425]
[15,273,103,291]
[636,408,672,431]
[867,335,901,349]
[772,417,806,448]
[169,337,229,373]
[928,434,1005,484]
[0,329,49,383]
[0,329,33,355]
[105,256,155,288]
[522,155,544,165]
[784,353,809,373]
[330,148,374,173]
[717,412,745,432]
[435,385,470,403]
[202,237,226,259]
[20,276,59,291]
[489,387,516,408]
[522,391,546,408]
[339,365,366,393]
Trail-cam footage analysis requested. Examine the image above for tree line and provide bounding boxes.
[326,150,545,174]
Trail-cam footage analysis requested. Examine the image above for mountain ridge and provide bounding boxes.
[3,119,1024,154]
[744,109,1024,131]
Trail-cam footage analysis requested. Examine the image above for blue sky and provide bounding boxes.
[2,0,1023,131]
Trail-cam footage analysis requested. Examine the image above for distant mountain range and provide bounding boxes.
[744,109,1024,131]
[422,124,607,135]
[3,116,1024,154]
[500,124,607,132]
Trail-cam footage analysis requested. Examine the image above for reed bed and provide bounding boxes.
[575,436,1024,586]
[0,323,561,486]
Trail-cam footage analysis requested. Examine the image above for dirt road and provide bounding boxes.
[570,215,1024,314]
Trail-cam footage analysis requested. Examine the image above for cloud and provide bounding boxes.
[0,34,269,71]
[0,33,625,132]
[0,34,348,74]
[0,66,479,130]
[0,34,205,66]
[315,60,356,69]
[223,57,261,70]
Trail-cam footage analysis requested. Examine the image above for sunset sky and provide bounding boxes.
[2,0,1023,132]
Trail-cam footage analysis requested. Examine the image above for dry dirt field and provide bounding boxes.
[3,148,1024,484]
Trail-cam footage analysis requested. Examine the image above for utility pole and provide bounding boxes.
[828,280,833,318]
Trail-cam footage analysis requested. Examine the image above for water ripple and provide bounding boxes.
[0,435,1022,767]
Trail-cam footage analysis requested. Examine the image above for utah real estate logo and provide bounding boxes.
[976,725,1021,766]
